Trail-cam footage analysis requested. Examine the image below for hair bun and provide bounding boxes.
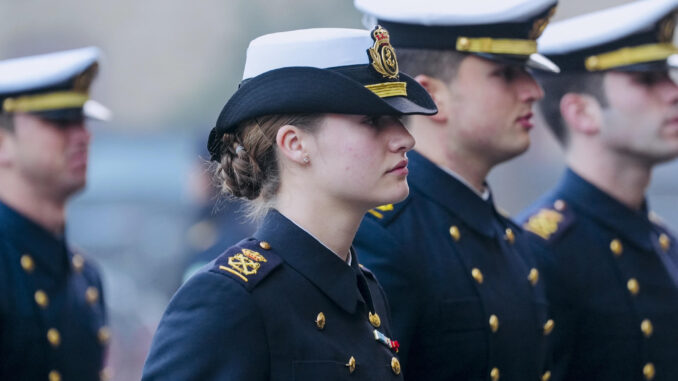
[216,134,264,200]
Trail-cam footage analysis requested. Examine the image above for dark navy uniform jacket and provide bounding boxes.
[0,201,108,381]
[518,168,678,381]
[142,209,404,380]
[354,151,552,381]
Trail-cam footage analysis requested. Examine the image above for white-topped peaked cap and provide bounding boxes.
[207,27,438,161]
[354,0,560,72]
[356,0,557,26]
[243,28,373,80]
[0,46,110,121]
[538,0,678,72]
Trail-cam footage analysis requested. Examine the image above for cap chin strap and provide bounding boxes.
[2,91,88,113]
[456,37,537,56]
[585,43,678,71]
[365,82,407,98]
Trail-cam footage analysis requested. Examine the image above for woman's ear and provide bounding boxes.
[275,124,309,165]
[560,93,603,136]
[415,74,449,124]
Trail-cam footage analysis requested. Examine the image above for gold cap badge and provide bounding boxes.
[368,25,399,79]
[529,6,557,40]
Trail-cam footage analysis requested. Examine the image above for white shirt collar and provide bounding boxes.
[438,165,491,201]
[286,216,352,264]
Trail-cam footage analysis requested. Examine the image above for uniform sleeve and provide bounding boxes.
[354,217,423,369]
[141,271,269,381]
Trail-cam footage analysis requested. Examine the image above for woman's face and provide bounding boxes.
[305,114,415,210]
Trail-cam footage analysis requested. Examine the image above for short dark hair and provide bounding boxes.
[535,71,608,146]
[396,48,465,84]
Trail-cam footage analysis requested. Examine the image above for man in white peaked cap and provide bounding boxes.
[0,47,111,381]
[354,0,559,380]
[518,1,678,380]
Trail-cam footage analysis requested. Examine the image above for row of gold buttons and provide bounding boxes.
[610,239,658,380]
[262,238,401,377]
[21,253,110,380]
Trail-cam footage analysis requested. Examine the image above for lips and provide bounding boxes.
[387,159,409,175]
[67,150,88,170]
[516,112,534,129]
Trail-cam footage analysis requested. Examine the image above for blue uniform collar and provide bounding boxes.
[254,209,364,314]
[0,200,70,278]
[558,168,655,251]
[408,150,497,237]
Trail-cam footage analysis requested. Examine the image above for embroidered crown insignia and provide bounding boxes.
[368,25,399,79]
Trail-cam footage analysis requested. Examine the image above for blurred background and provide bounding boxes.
[2,0,677,379]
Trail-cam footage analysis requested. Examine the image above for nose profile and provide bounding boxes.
[662,76,678,105]
[390,120,415,153]
[519,74,545,103]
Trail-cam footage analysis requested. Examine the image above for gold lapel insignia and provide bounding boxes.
[368,25,399,79]
[368,203,395,219]
[524,209,564,240]
[529,6,557,40]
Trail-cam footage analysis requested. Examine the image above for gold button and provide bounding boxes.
[643,363,655,380]
[504,228,515,244]
[315,312,326,330]
[627,278,640,296]
[641,319,653,338]
[259,241,271,250]
[490,367,500,381]
[47,328,61,347]
[489,314,499,333]
[458,37,470,50]
[543,319,555,335]
[346,356,356,374]
[610,239,623,256]
[20,254,35,272]
[391,357,401,375]
[553,199,566,211]
[86,287,100,305]
[72,254,85,272]
[528,268,539,286]
[541,370,552,381]
[449,226,461,242]
[100,367,113,381]
[369,312,381,328]
[98,326,111,345]
[35,290,49,308]
[659,234,670,251]
[471,268,484,284]
[48,370,61,381]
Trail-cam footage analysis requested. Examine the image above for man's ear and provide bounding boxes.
[275,124,309,166]
[560,93,603,135]
[415,74,450,124]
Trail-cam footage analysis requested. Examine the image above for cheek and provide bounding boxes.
[337,141,380,174]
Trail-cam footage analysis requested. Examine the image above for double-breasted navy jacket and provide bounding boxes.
[518,168,678,381]
[142,210,403,380]
[0,201,108,380]
[354,151,552,381]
